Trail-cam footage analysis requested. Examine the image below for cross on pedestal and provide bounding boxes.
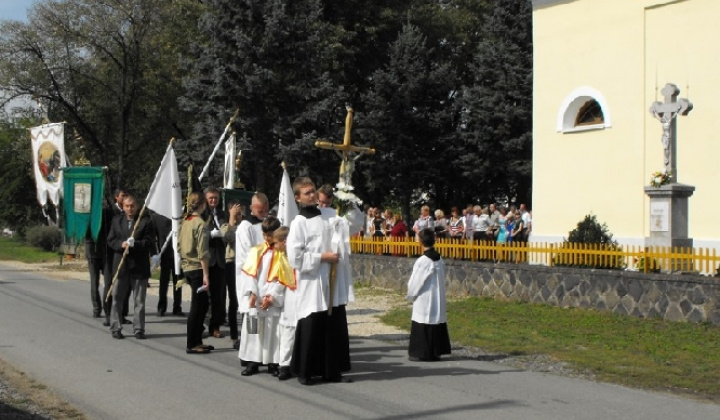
[315,107,375,186]
[649,83,693,182]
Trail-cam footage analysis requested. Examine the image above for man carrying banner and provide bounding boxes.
[107,194,154,339]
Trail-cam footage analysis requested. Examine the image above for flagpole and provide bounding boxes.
[199,109,239,181]
[105,138,175,302]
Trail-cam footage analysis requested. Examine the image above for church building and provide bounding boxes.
[531,0,720,250]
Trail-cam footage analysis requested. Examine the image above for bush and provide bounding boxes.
[554,214,625,269]
[636,257,660,273]
[25,225,63,252]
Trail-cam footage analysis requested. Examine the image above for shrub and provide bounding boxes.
[25,225,63,252]
[554,214,625,269]
[636,257,660,273]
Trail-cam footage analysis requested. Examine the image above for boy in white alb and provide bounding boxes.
[406,228,451,361]
[237,217,285,376]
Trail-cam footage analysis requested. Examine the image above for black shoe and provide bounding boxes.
[298,376,315,386]
[103,319,110,327]
[157,310,165,317]
[172,310,186,317]
[186,346,210,354]
[92,311,101,318]
[278,367,292,381]
[232,339,240,350]
[112,331,124,339]
[122,318,132,325]
[241,363,259,376]
[268,364,279,376]
[135,332,146,339]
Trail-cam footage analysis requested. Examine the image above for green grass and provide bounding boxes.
[380,295,720,400]
[0,237,60,263]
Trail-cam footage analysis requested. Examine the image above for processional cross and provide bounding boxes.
[315,107,375,186]
[649,83,693,182]
[314,107,375,316]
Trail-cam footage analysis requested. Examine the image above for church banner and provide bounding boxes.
[30,123,66,206]
[62,167,106,242]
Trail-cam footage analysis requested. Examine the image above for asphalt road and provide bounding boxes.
[1,261,719,420]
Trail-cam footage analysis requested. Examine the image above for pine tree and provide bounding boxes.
[361,23,457,218]
[458,0,533,206]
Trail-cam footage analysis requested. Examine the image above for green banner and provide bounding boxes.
[62,167,106,242]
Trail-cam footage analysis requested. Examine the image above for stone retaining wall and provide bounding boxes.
[350,254,720,324]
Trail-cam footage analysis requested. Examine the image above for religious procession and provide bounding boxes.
[23,101,452,388]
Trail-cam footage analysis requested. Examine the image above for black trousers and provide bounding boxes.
[88,257,106,316]
[224,260,239,340]
[157,252,181,313]
[208,265,226,332]
[186,270,209,349]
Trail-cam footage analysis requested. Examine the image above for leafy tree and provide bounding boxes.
[361,23,457,219]
[458,0,533,206]
[0,0,202,194]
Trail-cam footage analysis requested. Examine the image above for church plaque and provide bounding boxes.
[649,201,669,232]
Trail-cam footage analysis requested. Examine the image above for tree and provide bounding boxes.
[181,0,349,197]
[361,23,457,219]
[458,0,533,206]
[0,0,202,193]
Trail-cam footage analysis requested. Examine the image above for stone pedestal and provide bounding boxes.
[645,183,695,271]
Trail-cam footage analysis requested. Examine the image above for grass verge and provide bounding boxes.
[381,295,720,401]
[0,237,60,264]
[0,356,87,419]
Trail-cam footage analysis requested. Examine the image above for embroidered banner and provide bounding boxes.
[30,123,65,206]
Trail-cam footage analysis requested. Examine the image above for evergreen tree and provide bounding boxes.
[458,0,533,206]
[361,23,457,218]
[181,0,347,195]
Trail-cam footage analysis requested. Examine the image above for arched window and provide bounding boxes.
[556,87,612,133]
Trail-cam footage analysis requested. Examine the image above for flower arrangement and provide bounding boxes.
[334,181,363,216]
[650,170,672,188]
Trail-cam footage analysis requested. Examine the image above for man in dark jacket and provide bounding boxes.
[107,194,154,339]
[151,213,184,317]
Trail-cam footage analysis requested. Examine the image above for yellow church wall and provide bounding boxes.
[532,0,720,249]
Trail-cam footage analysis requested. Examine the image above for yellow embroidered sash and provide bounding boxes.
[240,242,270,278]
[268,250,296,290]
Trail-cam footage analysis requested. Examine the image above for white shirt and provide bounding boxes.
[287,212,331,320]
[406,254,447,324]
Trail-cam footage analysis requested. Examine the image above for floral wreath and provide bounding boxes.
[650,170,672,188]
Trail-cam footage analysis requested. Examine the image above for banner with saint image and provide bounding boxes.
[62,167,106,242]
[30,123,66,205]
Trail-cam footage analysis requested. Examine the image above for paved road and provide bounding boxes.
[1,262,719,420]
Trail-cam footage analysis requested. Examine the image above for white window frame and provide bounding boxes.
[556,86,612,133]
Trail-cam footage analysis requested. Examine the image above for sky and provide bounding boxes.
[0,0,37,22]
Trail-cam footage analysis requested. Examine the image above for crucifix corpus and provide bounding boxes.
[649,83,693,182]
[315,107,375,187]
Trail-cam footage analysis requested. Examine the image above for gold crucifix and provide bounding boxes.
[314,107,375,186]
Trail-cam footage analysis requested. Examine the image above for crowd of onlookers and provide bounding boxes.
[361,203,532,245]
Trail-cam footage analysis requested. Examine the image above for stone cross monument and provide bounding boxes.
[315,107,375,187]
[649,83,693,181]
[645,83,695,267]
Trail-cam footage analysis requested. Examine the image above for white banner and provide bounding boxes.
[277,166,298,227]
[145,145,183,274]
[30,123,65,206]
[223,133,236,189]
